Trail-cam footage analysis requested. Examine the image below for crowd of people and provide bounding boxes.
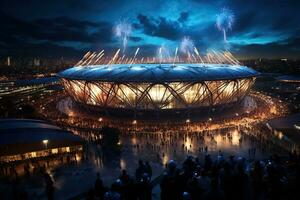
[1,125,296,200]
[87,151,300,200]
[90,160,154,200]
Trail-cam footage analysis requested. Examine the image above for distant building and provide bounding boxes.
[0,119,83,163]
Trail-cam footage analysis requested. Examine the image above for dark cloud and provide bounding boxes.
[231,11,256,34]
[0,38,83,58]
[129,36,143,42]
[0,11,114,57]
[178,12,189,23]
[233,36,300,59]
[137,14,183,40]
[0,11,112,44]
[0,0,299,58]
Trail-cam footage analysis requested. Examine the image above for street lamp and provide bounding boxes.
[43,139,49,149]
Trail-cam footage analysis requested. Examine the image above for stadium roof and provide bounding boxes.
[58,63,259,83]
[275,75,300,83]
[0,119,82,156]
[267,113,300,130]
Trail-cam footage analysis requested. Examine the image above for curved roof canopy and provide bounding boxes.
[58,63,259,83]
[0,119,82,146]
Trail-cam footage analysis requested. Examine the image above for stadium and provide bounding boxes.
[58,63,259,117]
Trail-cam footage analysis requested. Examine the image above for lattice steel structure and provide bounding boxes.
[58,63,258,110]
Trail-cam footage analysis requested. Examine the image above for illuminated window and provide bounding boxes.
[51,148,58,154]
[66,147,70,152]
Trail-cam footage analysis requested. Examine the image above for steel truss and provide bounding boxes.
[61,77,256,110]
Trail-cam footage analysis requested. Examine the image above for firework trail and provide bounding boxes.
[216,8,234,43]
[129,47,140,67]
[193,47,204,64]
[173,47,178,66]
[157,45,171,64]
[114,21,132,53]
[180,37,195,55]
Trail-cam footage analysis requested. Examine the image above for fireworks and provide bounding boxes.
[216,8,235,43]
[75,48,240,66]
[180,37,194,55]
[75,10,240,67]
[113,21,132,53]
[157,45,171,63]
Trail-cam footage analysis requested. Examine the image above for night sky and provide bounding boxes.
[0,0,299,59]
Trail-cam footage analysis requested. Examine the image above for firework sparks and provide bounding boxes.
[180,37,195,55]
[216,8,234,43]
[114,21,132,53]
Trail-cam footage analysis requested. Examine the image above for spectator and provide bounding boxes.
[94,173,105,199]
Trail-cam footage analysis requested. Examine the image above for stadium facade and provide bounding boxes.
[58,63,259,112]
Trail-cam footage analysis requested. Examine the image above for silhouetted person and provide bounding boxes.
[135,160,145,181]
[104,180,121,200]
[94,173,105,199]
[186,175,202,199]
[250,161,264,200]
[220,162,234,199]
[233,162,249,200]
[264,164,282,200]
[145,161,152,179]
[160,160,180,200]
[44,173,54,200]
[119,170,136,200]
[137,173,152,200]
[203,177,225,200]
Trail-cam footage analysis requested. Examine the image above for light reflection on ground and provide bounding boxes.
[0,82,294,199]
[28,90,292,198]
[46,125,292,199]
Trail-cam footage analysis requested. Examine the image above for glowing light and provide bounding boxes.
[52,148,58,154]
[68,111,75,117]
[131,137,137,145]
[42,139,49,149]
[114,21,132,53]
[63,56,256,110]
[43,139,48,145]
[120,159,126,170]
[214,134,223,145]
[148,84,170,103]
[184,136,193,151]
[216,8,234,43]
[157,45,171,63]
[274,130,284,139]
[70,48,241,65]
[130,48,140,67]
[180,37,194,55]
[231,129,240,146]
[183,83,206,104]
[173,47,178,65]
[162,154,169,166]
